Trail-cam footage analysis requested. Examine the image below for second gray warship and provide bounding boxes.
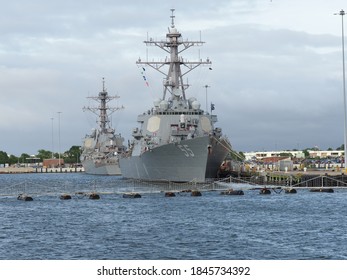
[80,79,125,175]
[120,10,232,182]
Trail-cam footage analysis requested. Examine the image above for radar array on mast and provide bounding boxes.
[83,78,124,132]
[136,9,211,103]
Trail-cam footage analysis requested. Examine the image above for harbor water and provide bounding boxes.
[0,173,347,260]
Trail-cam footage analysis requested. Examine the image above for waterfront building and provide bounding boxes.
[243,150,344,161]
[243,150,305,161]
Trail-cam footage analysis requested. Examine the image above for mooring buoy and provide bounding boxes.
[60,194,72,200]
[180,189,192,193]
[321,188,334,193]
[259,188,271,195]
[220,189,244,195]
[165,192,176,197]
[17,194,33,201]
[310,188,334,193]
[123,192,141,198]
[89,193,100,199]
[285,188,297,194]
[191,190,202,197]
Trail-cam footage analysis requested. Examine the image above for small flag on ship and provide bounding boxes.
[140,66,149,87]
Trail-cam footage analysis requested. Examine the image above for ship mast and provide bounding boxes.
[83,78,124,132]
[136,9,211,110]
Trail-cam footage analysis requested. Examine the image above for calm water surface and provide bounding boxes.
[0,173,346,260]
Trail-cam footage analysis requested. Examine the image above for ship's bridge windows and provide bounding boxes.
[156,110,203,115]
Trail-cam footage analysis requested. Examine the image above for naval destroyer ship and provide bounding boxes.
[120,10,232,182]
[80,79,125,175]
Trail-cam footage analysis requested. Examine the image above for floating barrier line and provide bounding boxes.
[2,175,347,199]
[289,175,347,189]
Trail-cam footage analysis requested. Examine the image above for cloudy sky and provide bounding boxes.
[0,0,346,156]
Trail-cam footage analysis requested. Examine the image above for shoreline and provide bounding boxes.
[0,167,84,174]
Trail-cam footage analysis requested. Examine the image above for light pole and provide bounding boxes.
[204,85,210,113]
[51,117,54,159]
[335,10,347,172]
[57,112,62,169]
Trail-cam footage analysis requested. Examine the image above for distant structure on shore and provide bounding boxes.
[244,150,344,161]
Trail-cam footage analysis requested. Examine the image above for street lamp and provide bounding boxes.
[50,117,54,159]
[335,10,347,172]
[57,111,62,169]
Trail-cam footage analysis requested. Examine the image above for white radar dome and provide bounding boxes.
[188,97,197,105]
[191,100,201,110]
[153,98,161,107]
[159,100,169,110]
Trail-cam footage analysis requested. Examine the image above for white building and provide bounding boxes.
[243,150,305,161]
[244,150,344,160]
[307,150,344,158]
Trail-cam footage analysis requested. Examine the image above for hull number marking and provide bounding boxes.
[177,144,195,157]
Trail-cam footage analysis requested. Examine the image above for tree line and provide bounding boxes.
[0,146,81,165]
[1,144,345,165]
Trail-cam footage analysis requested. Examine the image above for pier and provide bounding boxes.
[0,166,84,174]
[225,169,347,188]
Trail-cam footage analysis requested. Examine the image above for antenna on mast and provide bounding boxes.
[170,8,175,28]
[102,77,105,92]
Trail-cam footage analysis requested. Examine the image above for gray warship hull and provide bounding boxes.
[82,158,121,176]
[120,135,229,182]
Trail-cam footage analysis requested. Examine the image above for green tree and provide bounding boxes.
[64,145,81,164]
[37,149,53,161]
[302,149,310,158]
[336,144,344,151]
[0,151,9,164]
[9,154,18,165]
[18,153,31,164]
[279,152,293,157]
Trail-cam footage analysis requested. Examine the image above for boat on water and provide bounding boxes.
[80,79,125,175]
[119,10,232,182]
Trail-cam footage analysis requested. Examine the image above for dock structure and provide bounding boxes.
[225,169,347,188]
[0,167,84,174]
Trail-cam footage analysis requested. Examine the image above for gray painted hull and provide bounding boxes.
[82,159,121,175]
[120,136,228,182]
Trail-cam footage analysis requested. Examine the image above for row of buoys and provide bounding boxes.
[14,186,337,201]
[260,187,335,194]
[17,192,101,201]
[60,193,100,199]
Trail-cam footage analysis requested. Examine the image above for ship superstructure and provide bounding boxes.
[80,79,125,175]
[120,10,232,182]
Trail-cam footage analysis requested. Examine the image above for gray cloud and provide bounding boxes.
[0,0,346,156]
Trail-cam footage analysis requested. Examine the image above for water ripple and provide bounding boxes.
[1,173,347,259]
